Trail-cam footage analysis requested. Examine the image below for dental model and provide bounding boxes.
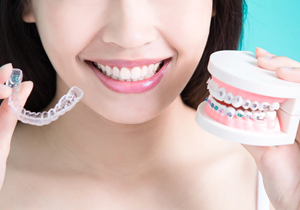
[196,51,300,146]
[6,69,83,126]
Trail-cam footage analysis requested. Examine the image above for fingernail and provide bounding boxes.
[256,47,269,53]
[0,63,12,68]
[259,56,273,60]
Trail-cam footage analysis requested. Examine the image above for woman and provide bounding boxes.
[0,0,299,209]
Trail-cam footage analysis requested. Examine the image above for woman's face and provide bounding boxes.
[24,0,213,124]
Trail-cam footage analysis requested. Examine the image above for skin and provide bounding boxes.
[0,0,298,209]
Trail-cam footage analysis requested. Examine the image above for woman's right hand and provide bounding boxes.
[0,63,33,190]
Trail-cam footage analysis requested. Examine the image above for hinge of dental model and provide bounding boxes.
[5,68,83,126]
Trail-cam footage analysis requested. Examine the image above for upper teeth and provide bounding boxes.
[207,78,280,111]
[93,61,162,81]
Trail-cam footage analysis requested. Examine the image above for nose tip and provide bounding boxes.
[102,22,157,50]
[101,4,157,50]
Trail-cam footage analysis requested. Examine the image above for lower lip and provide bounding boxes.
[88,58,171,93]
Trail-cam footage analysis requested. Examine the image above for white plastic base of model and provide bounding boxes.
[196,51,300,146]
[196,102,298,146]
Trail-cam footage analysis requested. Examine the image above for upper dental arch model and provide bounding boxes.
[196,51,300,146]
[6,68,83,126]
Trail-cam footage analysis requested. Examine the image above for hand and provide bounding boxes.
[242,48,300,210]
[0,63,33,190]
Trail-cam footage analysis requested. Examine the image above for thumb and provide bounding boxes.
[0,81,33,158]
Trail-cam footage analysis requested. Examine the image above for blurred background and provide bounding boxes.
[241,0,300,61]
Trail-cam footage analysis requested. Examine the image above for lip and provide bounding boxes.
[87,58,171,93]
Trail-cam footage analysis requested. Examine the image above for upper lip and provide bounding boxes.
[88,58,171,68]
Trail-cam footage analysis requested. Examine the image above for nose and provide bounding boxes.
[102,0,157,50]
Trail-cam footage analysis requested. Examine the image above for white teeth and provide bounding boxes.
[106,66,112,76]
[259,102,270,111]
[250,101,259,111]
[206,78,211,84]
[113,67,120,78]
[208,79,214,90]
[218,104,227,116]
[210,98,217,109]
[93,61,162,81]
[96,63,101,69]
[215,87,226,101]
[224,92,234,104]
[232,95,243,108]
[236,109,244,118]
[120,67,131,80]
[131,67,141,80]
[148,64,155,74]
[242,99,251,110]
[253,111,265,121]
[270,102,280,111]
[226,107,235,119]
[101,64,106,74]
[244,111,253,120]
[144,71,154,79]
[212,82,219,92]
[265,111,277,120]
[141,66,148,77]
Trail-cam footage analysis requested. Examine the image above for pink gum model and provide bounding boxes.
[204,76,284,132]
[196,50,300,146]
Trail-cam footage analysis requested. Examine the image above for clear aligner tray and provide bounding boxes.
[6,68,83,126]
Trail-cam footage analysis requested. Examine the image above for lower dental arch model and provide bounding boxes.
[6,69,83,126]
[196,50,300,146]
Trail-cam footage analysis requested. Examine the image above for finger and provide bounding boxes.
[258,56,300,71]
[0,63,13,84]
[275,67,300,83]
[0,81,33,157]
[255,47,275,58]
[0,84,12,99]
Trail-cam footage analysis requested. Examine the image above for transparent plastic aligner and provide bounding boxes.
[5,68,83,126]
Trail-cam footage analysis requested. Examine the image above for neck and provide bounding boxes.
[38,78,192,180]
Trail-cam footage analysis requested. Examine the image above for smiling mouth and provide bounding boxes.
[90,59,165,82]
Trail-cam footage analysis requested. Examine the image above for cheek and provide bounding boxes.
[155,0,213,85]
[156,0,212,54]
[34,2,107,65]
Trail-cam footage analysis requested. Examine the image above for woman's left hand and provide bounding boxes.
[242,47,300,210]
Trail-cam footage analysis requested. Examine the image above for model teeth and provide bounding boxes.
[242,99,251,110]
[92,61,163,81]
[250,101,259,111]
[244,111,253,120]
[224,92,234,104]
[236,109,244,118]
[226,107,235,119]
[232,95,243,108]
[216,87,226,101]
[206,78,280,121]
